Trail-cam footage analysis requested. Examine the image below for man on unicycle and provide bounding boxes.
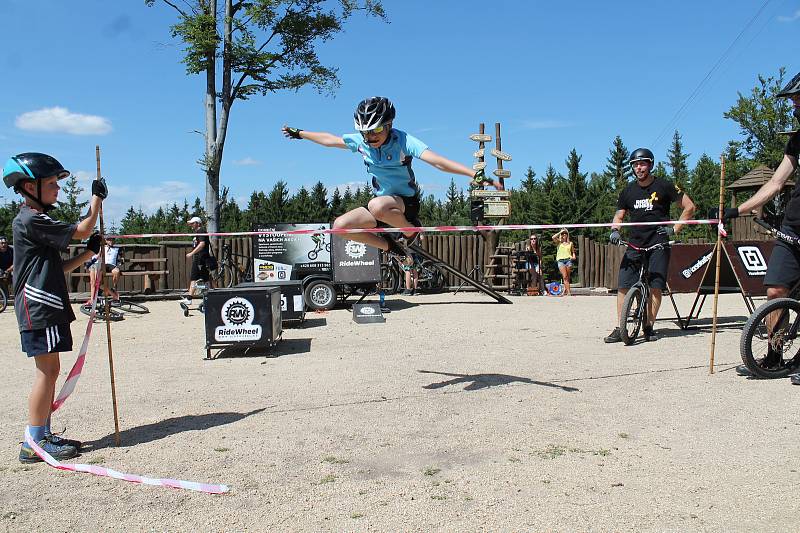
[282,97,501,256]
[604,148,695,344]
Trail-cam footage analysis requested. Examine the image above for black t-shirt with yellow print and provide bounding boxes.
[617,177,683,247]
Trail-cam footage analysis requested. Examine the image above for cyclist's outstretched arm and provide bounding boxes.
[673,193,696,234]
[736,153,798,216]
[419,150,473,179]
[281,126,348,149]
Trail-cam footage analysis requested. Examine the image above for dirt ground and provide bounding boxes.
[0,290,796,532]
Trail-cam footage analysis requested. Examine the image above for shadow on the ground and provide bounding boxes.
[84,408,266,450]
[419,370,580,392]
[211,338,312,359]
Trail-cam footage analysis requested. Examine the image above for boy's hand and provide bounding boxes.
[282,126,303,139]
[92,178,108,199]
[86,232,102,253]
[471,169,494,187]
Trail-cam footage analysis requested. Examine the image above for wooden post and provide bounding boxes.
[494,122,505,190]
[96,146,121,446]
[709,156,726,374]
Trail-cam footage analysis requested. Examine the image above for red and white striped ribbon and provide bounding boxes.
[107,218,722,240]
[25,427,229,494]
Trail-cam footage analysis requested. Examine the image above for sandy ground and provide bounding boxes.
[0,290,797,532]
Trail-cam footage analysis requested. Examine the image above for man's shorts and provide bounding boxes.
[382,194,420,223]
[618,246,671,290]
[764,225,800,288]
[190,259,210,282]
[21,323,73,357]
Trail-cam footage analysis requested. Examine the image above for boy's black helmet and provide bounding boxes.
[354,96,396,131]
[629,148,655,167]
[2,152,70,190]
[777,71,800,98]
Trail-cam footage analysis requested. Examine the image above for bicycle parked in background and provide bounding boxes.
[211,243,254,287]
[740,218,800,378]
[616,239,675,345]
[380,252,445,295]
[80,296,149,322]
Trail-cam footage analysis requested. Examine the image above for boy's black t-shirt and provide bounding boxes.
[0,247,13,271]
[779,132,800,228]
[192,230,211,263]
[617,177,683,247]
[12,205,77,331]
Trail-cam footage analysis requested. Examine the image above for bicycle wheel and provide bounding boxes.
[619,285,644,345]
[111,299,149,314]
[380,261,400,295]
[80,303,124,322]
[740,298,800,378]
[0,287,7,313]
[421,261,445,292]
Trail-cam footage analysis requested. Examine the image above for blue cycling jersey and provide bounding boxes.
[342,129,429,197]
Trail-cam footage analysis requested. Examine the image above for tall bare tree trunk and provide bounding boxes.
[204,0,220,236]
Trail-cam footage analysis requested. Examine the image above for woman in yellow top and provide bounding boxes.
[552,228,577,296]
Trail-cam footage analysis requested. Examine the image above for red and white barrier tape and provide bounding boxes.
[25,428,228,494]
[42,271,229,494]
[107,218,722,239]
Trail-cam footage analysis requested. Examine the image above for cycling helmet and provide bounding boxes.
[777,71,800,98]
[629,148,655,168]
[2,152,69,210]
[354,96,396,132]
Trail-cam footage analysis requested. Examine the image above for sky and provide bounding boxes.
[0,0,798,225]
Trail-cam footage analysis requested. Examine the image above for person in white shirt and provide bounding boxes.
[87,237,121,301]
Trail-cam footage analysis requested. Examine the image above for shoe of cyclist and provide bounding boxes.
[19,436,78,464]
[401,288,414,296]
[384,234,410,258]
[735,365,753,377]
[643,326,659,342]
[46,431,82,450]
[790,373,800,385]
[604,328,622,343]
[398,217,423,248]
[179,296,192,306]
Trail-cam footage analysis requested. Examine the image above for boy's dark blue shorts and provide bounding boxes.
[20,323,73,357]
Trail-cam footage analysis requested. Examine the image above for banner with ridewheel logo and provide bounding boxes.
[203,286,282,357]
[252,223,331,281]
[214,297,262,342]
[331,236,381,284]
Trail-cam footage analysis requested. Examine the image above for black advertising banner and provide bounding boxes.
[331,236,381,284]
[252,223,331,281]
[203,286,282,347]
[667,241,774,296]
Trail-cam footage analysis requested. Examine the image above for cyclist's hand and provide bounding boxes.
[86,232,102,254]
[709,207,739,224]
[609,230,621,245]
[471,168,493,187]
[91,178,108,199]
[657,226,675,238]
[282,125,303,139]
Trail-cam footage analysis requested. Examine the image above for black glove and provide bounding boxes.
[284,126,303,139]
[657,226,675,238]
[709,207,739,224]
[92,178,108,199]
[609,230,621,245]
[86,232,102,254]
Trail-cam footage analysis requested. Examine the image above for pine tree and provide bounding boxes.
[52,175,87,223]
[329,188,344,220]
[310,181,330,222]
[667,130,690,189]
[603,135,631,192]
[290,186,314,222]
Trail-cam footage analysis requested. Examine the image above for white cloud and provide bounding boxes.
[233,157,262,166]
[518,119,572,130]
[778,9,800,22]
[15,107,112,135]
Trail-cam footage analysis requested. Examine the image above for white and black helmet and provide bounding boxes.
[777,71,800,98]
[629,148,655,168]
[354,96,396,131]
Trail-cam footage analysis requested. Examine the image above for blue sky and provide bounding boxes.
[0,0,798,225]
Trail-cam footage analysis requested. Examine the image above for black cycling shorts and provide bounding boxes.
[399,194,421,223]
[617,246,671,290]
[191,259,210,282]
[764,225,800,288]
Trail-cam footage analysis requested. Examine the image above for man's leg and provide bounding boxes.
[368,196,417,239]
[111,267,120,298]
[333,206,390,251]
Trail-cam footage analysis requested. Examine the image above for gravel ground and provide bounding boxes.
[0,291,796,532]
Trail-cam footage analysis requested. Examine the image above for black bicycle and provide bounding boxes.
[212,243,254,287]
[740,218,800,378]
[617,239,675,345]
[0,272,10,313]
[307,234,331,261]
[80,296,149,322]
[380,252,445,295]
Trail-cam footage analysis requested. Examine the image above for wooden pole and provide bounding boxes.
[494,122,505,190]
[96,146,121,445]
[709,155,726,374]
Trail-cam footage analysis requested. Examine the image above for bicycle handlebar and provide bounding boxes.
[753,217,800,246]
[618,240,676,252]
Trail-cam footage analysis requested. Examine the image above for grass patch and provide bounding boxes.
[423,467,441,476]
[86,456,105,465]
[618,432,629,439]
[431,495,447,501]
[534,445,612,459]
[318,474,336,485]
[351,512,365,519]
[322,456,349,464]
[213,447,229,453]
[508,456,522,463]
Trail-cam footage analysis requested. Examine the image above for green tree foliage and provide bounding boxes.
[604,135,631,192]
[667,130,690,189]
[51,175,87,224]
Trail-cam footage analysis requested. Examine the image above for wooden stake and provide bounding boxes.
[96,146,121,445]
[494,122,505,190]
[709,155,726,374]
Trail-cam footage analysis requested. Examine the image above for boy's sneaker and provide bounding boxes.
[401,289,414,296]
[19,436,78,464]
[179,296,192,306]
[643,326,659,342]
[604,328,622,343]
[790,373,800,385]
[384,234,409,258]
[46,433,82,450]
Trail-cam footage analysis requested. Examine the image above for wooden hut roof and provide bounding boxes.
[727,165,795,190]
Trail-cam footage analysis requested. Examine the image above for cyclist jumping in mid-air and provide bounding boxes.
[282,96,501,257]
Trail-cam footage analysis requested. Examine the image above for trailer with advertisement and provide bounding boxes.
[252,223,381,311]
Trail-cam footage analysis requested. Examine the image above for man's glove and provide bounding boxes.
[284,126,303,140]
[609,230,621,245]
[92,178,108,199]
[657,226,675,238]
[86,232,102,254]
[709,207,739,224]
